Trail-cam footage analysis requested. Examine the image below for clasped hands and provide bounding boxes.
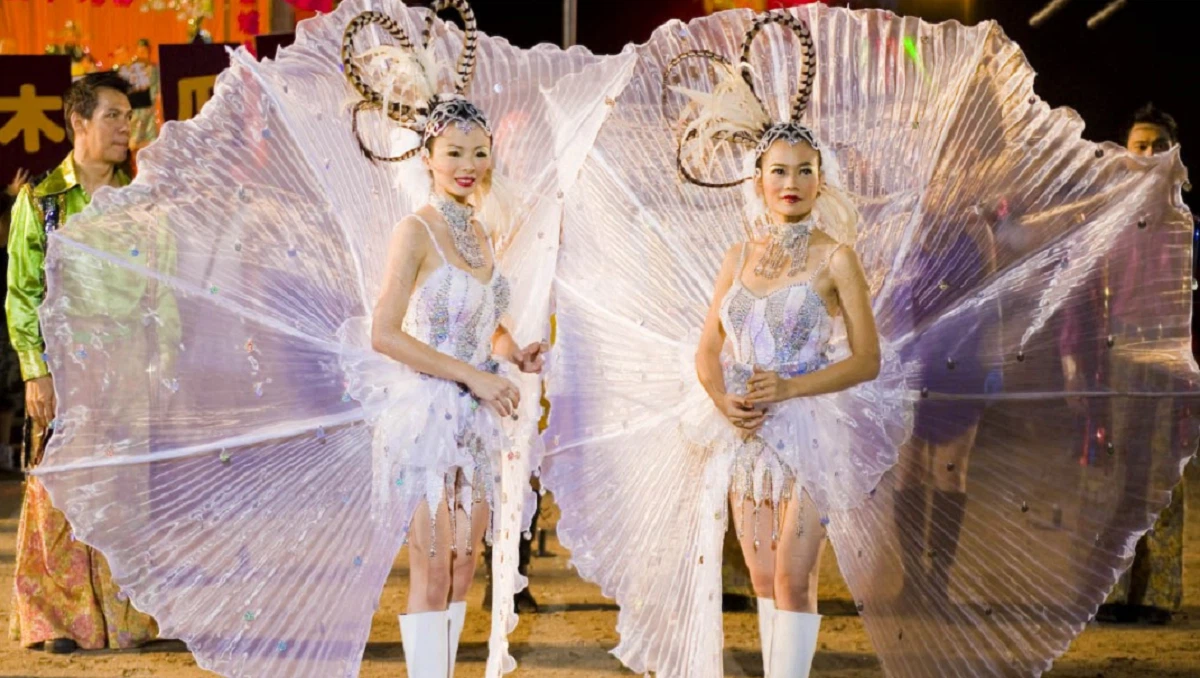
[717,366,797,435]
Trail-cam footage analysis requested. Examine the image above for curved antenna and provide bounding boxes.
[350,102,425,163]
[342,2,483,163]
[341,11,422,123]
[739,10,816,124]
[423,0,479,95]
[664,50,756,189]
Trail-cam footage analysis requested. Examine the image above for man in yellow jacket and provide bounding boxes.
[5,71,158,654]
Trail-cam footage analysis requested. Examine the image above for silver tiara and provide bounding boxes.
[754,122,819,160]
[422,95,492,150]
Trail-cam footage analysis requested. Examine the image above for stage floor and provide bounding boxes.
[1,462,1196,677]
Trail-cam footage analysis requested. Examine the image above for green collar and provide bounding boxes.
[32,153,130,198]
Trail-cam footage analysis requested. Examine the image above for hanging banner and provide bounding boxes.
[0,55,73,183]
[160,43,238,122]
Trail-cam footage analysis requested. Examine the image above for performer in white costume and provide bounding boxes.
[337,7,543,675]
[30,1,630,676]
[543,6,1199,678]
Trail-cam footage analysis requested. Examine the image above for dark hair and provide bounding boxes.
[1125,103,1179,146]
[63,71,131,143]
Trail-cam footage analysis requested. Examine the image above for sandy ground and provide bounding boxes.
[1,464,1197,678]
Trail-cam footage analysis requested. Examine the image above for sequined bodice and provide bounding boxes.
[402,217,511,366]
[719,244,835,380]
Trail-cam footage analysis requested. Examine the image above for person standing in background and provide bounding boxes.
[5,72,158,654]
[1094,103,1187,625]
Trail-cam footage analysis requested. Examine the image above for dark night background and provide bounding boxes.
[428,0,1199,213]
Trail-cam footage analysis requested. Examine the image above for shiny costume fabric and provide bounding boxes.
[29,2,630,676]
[5,155,159,650]
[542,6,1199,677]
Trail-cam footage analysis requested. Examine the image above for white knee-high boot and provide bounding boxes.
[400,610,450,677]
[448,601,467,674]
[769,610,821,677]
[757,598,777,677]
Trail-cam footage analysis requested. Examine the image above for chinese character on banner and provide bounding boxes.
[254,33,296,61]
[0,56,72,183]
[160,43,238,122]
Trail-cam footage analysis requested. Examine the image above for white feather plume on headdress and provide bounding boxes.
[348,43,441,120]
[671,62,770,170]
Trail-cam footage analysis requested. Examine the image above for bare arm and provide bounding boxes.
[696,244,765,432]
[969,217,998,277]
[493,326,520,364]
[798,246,881,394]
[370,217,522,416]
[971,217,1004,371]
[370,217,480,383]
[695,245,739,403]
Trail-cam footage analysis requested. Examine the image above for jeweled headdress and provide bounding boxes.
[665,10,817,187]
[664,9,858,243]
[341,0,492,162]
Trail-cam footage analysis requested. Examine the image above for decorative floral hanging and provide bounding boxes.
[237,8,258,35]
[284,0,334,13]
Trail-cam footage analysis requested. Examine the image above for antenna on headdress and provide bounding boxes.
[342,0,485,163]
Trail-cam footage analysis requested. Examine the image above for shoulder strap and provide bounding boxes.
[736,242,750,274]
[812,243,845,277]
[411,214,447,262]
[478,217,498,262]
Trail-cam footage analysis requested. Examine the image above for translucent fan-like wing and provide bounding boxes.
[38,38,397,673]
[818,9,1199,677]
[438,33,634,673]
[544,6,1198,678]
[33,1,626,676]
[547,12,853,676]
